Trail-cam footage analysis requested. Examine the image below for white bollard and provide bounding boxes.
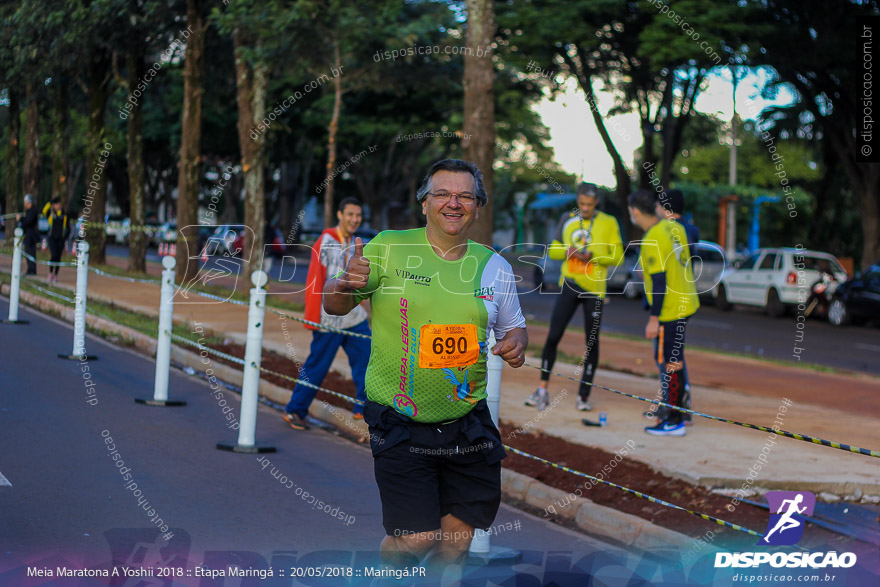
[217,270,275,453]
[136,255,186,406]
[2,228,29,324]
[468,332,520,564]
[470,332,502,556]
[59,241,97,360]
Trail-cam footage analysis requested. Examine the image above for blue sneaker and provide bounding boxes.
[644,420,686,436]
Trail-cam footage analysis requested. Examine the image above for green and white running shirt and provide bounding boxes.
[352,229,526,423]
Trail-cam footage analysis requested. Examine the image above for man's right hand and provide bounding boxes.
[567,246,591,262]
[336,237,370,292]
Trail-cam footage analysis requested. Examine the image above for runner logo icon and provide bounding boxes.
[761,490,815,545]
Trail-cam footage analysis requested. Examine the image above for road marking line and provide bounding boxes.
[0,471,11,487]
[855,343,880,352]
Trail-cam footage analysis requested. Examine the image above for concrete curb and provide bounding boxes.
[501,469,702,552]
[0,284,726,553]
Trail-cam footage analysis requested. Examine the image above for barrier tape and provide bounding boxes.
[503,445,764,538]
[168,332,364,405]
[523,363,880,459]
[168,325,782,539]
[22,251,76,268]
[168,330,759,536]
[88,266,161,284]
[21,278,76,304]
[188,290,371,342]
[178,286,880,459]
[12,256,878,460]
[189,289,249,306]
[254,363,366,405]
[265,306,373,339]
[169,332,249,366]
[80,221,162,236]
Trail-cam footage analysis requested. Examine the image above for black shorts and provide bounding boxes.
[656,318,689,366]
[363,399,506,536]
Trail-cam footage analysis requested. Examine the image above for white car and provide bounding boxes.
[715,247,848,317]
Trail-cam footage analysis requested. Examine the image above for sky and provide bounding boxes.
[534,68,799,187]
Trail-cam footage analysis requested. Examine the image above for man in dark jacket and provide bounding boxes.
[16,194,39,275]
[42,197,70,283]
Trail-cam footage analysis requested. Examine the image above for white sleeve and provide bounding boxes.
[491,256,526,339]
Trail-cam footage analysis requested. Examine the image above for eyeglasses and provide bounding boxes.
[428,191,477,206]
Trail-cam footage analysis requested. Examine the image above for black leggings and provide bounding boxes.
[541,279,603,400]
[48,237,65,275]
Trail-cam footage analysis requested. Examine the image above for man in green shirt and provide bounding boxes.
[323,159,528,575]
[628,189,700,436]
[527,183,624,412]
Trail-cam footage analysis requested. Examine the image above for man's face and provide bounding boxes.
[336,204,362,238]
[52,202,61,213]
[421,170,480,238]
[576,194,598,219]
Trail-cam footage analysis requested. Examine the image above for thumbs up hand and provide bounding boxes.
[338,237,370,292]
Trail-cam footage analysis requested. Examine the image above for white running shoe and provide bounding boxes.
[525,388,543,407]
[536,388,549,411]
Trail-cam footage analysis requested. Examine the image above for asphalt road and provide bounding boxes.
[0,296,661,586]
[104,244,880,375]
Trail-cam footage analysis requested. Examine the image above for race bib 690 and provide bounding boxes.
[418,324,479,369]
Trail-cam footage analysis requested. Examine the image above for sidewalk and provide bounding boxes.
[3,252,879,497]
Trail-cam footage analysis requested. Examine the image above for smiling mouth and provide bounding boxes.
[442,213,464,220]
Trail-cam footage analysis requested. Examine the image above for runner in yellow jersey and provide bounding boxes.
[628,188,700,436]
[527,183,624,412]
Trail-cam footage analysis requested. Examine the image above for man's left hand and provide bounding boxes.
[492,337,525,368]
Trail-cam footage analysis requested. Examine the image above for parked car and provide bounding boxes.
[691,240,729,299]
[828,262,880,327]
[152,221,178,246]
[608,248,640,296]
[715,247,848,317]
[105,214,128,244]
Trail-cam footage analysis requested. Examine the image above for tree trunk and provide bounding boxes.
[824,120,880,269]
[23,78,40,203]
[660,71,702,188]
[323,43,343,228]
[233,29,268,283]
[462,0,496,247]
[84,50,112,264]
[5,91,20,240]
[175,0,206,284]
[51,81,70,206]
[583,72,631,226]
[126,47,147,273]
[640,122,655,188]
[66,162,83,215]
